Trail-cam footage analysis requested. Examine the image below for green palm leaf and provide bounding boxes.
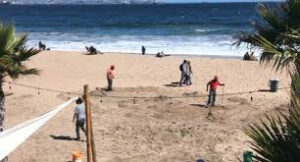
[0,23,40,79]
[237,1,300,161]
[0,23,40,161]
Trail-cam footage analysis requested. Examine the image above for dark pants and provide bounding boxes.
[179,72,187,86]
[184,74,192,85]
[207,90,216,106]
[107,78,113,91]
[76,118,86,139]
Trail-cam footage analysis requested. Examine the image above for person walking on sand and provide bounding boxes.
[73,98,86,140]
[185,61,193,85]
[107,65,115,91]
[179,60,188,86]
[142,46,146,55]
[206,76,225,107]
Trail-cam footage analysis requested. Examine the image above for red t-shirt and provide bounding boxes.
[209,80,220,91]
[107,69,114,80]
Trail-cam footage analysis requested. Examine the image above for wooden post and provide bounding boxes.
[83,85,92,162]
[83,84,97,162]
[91,122,97,162]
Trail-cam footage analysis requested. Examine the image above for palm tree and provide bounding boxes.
[237,0,300,161]
[244,72,300,161]
[236,0,300,72]
[0,23,40,133]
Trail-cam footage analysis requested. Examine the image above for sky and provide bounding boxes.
[163,0,282,2]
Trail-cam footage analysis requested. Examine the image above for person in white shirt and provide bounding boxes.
[179,60,188,86]
[73,98,86,140]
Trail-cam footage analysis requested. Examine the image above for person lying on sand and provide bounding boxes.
[206,75,225,107]
[156,51,170,58]
[85,46,103,55]
[38,41,46,50]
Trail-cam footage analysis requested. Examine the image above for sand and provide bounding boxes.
[3,51,290,162]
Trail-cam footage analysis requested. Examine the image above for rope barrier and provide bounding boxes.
[7,81,290,100]
[0,98,76,160]
[0,80,289,159]
[95,87,290,99]
[8,82,80,95]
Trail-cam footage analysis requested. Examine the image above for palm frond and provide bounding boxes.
[0,23,15,57]
[11,34,27,52]
[236,0,300,71]
[239,1,300,161]
[13,47,40,63]
[244,72,300,161]
[257,4,284,33]
[0,23,40,80]
[18,68,40,76]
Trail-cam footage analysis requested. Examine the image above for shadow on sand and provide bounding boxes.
[164,82,180,87]
[190,104,207,108]
[50,135,85,142]
[258,89,271,92]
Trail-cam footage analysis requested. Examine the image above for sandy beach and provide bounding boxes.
[4,51,290,162]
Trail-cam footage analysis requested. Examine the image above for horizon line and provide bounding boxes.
[7,1,283,5]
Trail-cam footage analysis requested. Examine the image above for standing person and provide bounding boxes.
[206,76,225,107]
[179,60,188,86]
[142,46,146,55]
[73,98,86,140]
[185,61,193,85]
[107,65,115,91]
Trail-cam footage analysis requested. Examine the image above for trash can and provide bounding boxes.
[243,151,253,162]
[270,79,279,92]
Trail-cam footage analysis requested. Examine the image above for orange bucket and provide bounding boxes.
[72,151,83,162]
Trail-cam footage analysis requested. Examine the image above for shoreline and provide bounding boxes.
[48,50,244,59]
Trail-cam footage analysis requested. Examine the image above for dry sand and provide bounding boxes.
[4,51,290,162]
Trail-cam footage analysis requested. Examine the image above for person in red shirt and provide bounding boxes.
[107,65,115,91]
[206,75,225,107]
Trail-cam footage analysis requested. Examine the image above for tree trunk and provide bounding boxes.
[0,85,5,132]
[0,84,7,162]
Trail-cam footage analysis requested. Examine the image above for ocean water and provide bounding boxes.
[0,3,262,56]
